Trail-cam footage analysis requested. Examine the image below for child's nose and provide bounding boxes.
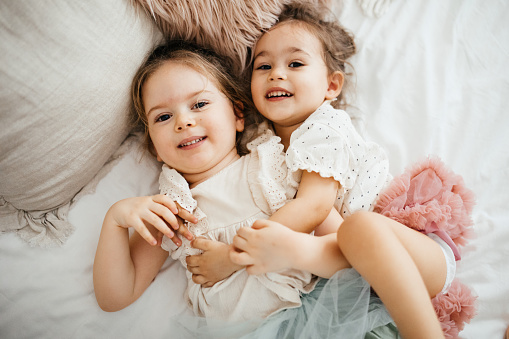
[174,113,196,131]
[269,67,287,81]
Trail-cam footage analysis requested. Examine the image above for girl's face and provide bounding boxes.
[251,22,340,133]
[143,61,244,187]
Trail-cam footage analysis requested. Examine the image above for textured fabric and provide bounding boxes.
[286,103,391,217]
[166,269,396,339]
[364,323,400,339]
[373,157,478,336]
[133,0,289,76]
[356,0,394,17]
[374,157,476,257]
[160,130,314,322]
[0,1,161,246]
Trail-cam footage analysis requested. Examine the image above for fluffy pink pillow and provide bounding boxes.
[134,0,297,75]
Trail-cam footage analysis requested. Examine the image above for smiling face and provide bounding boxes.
[251,22,341,139]
[143,61,244,186]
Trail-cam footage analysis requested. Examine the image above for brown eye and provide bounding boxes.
[256,64,271,70]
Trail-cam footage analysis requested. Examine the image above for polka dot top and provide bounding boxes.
[286,103,391,216]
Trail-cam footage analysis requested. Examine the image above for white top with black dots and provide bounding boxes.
[286,102,391,216]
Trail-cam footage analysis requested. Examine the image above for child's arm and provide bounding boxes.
[93,195,191,311]
[270,170,340,234]
[230,219,350,278]
[185,171,341,287]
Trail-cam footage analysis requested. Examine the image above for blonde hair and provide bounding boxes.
[264,1,357,109]
[132,40,257,156]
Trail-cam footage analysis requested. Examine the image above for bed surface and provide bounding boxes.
[1,0,508,338]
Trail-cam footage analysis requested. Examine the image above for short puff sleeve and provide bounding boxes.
[246,125,296,214]
[286,106,356,191]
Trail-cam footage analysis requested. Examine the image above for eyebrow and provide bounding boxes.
[253,47,311,61]
[146,89,212,116]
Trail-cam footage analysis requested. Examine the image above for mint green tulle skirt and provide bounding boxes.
[169,269,398,339]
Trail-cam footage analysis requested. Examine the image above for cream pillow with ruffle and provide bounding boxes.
[0,0,161,247]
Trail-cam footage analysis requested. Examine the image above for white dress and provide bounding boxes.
[160,129,317,322]
[160,104,391,322]
[286,102,390,216]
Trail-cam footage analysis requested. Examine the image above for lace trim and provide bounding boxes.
[159,165,196,212]
[162,206,209,267]
[247,126,293,214]
[159,164,210,265]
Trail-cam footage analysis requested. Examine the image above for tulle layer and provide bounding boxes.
[167,269,396,339]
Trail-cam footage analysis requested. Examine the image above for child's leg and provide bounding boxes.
[337,210,446,339]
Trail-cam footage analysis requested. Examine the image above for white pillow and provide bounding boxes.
[0,1,161,247]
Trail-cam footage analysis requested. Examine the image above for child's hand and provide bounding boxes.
[186,238,243,288]
[170,203,197,246]
[230,220,300,275]
[108,194,197,246]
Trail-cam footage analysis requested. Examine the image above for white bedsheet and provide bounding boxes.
[1,0,508,338]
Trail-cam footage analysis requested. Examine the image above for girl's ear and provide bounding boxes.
[233,101,245,132]
[325,71,344,100]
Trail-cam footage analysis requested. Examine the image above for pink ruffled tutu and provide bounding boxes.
[374,157,477,338]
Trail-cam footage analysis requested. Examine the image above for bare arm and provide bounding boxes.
[93,195,191,311]
[230,219,350,278]
[270,170,340,234]
[187,171,342,286]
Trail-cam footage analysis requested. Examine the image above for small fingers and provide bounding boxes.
[231,234,249,252]
[152,196,196,241]
[152,194,178,214]
[144,210,175,239]
[235,227,256,243]
[150,203,180,233]
[155,195,198,224]
[168,233,182,247]
[186,254,199,268]
[176,203,198,224]
[190,237,211,251]
[176,222,194,241]
[132,220,158,246]
[154,230,164,246]
[251,219,271,230]
[229,248,253,266]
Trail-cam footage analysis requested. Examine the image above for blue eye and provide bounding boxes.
[289,61,303,68]
[156,113,172,122]
[193,101,208,110]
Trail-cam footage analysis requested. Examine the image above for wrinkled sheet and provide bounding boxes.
[1,0,508,338]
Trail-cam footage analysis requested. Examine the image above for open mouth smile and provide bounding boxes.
[266,88,293,99]
[178,136,206,148]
